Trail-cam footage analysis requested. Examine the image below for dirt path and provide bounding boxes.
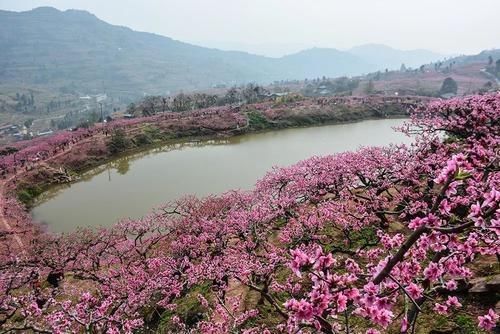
[0,177,25,250]
[0,131,108,252]
[0,111,277,254]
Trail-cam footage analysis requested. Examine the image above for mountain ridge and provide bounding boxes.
[0,6,451,100]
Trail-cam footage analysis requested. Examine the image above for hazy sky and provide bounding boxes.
[1,0,499,57]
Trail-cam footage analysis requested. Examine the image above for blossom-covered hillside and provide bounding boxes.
[0,94,499,333]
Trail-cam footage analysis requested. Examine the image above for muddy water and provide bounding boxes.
[32,119,411,232]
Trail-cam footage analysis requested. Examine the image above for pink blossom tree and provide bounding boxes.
[0,94,498,333]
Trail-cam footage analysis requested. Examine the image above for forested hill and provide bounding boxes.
[0,7,442,100]
[0,7,280,99]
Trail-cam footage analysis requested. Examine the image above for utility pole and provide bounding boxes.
[99,102,103,122]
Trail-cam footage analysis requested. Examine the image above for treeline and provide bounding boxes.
[51,105,117,130]
[302,76,360,96]
[13,92,36,113]
[128,84,286,116]
[50,110,101,130]
[7,91,86,116]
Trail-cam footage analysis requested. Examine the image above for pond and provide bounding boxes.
[32,119,412,232]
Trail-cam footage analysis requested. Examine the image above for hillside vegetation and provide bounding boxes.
[2,7,500,138]
[0,94,498,333]
[0,7,443,101]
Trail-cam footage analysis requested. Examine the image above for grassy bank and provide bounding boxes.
[14,101,412,207]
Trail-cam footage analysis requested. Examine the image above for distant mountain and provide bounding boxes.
[0,7,444,101]
[0,7,277,100]
[439,49,500,66]
[279,48,374,79]
[349,44,443,70]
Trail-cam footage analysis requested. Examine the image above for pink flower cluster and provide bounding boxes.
[0,93,498,333]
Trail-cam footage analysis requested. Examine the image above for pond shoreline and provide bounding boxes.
[1,95,427,241]
[32,118,411,231]
[30,114,409,208]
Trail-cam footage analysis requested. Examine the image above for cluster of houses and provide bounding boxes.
[0,124,22,139]
[0,123,54,143]
[0,93,111,144]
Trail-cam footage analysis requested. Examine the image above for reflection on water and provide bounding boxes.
[32,119,411,232]
[115,158,130,175]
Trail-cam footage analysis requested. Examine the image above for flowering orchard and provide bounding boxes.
[0,106,248,176]
[0,94,499,333]
[0,95,428,176]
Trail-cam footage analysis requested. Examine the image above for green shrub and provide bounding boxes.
[248,111,271,130]
[17,185,43,204]
[107,129,131,154]
[286,114,315,126]
[456,314,480,334]
[133,133,153,146]
[440,77,458,95]
[143,125,165,140]
[157,283,211,332]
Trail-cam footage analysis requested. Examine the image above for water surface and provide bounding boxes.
[32,119,411,232]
